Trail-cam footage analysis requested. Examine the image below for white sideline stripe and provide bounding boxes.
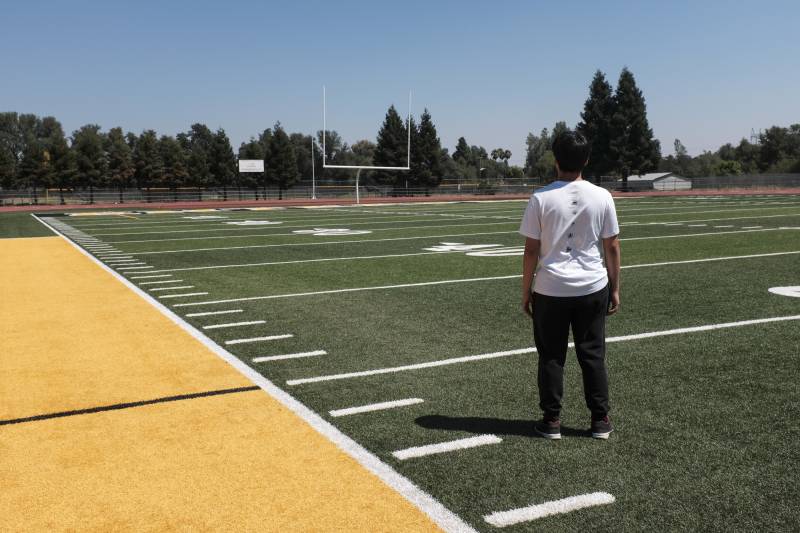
[286,314,800,386]
[392,435,502,460]
[32,214,476,533]
[202,320,266,330]
[130,274,173,279]
[174,249,800,308]
[158,292,208,299]
[225,334,293,345]
[330,398,424,417]
[185,309,243,317]
[252,350,327,363]
[149,286,195,291]
[139,279,185,285]
[129,230,518,255]
[484,492,616,527]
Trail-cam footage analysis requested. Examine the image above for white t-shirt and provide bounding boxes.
[519,180,619,297]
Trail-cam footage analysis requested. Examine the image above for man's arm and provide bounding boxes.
[521,237,540,317]
[602,235,621,315]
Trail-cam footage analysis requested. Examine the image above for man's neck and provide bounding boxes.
[557,173,583,182]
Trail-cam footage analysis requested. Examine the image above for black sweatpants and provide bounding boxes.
[532,284,609,420]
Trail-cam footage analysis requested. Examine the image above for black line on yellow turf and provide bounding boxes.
[0,386,261,426]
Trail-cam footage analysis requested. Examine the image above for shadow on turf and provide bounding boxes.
[415,414,589,438]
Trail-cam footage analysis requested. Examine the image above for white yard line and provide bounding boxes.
[202,320,266,330]
[621,212,800,226]
[392,435,502,460]
[158,292,209,299]
[185,309,243,317]
[128,230,519,255]
[117,265,154,270]
[742,226,763,229]
[138,279,185,285]
[484,492,616,527]
[286,314,800,386]
[140,228,793,273]
[130,274,173,279]
[33,214,476,533]
[149,286,196,291]
[329,398,425,418]
[252,350,327,363]
[172,250,800,307]
[225,334,293,345]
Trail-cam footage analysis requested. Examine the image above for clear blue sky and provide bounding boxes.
[2,0,798,165]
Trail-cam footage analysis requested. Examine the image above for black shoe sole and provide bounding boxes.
[535,427,561,440]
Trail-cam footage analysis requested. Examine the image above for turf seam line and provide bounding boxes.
[392,435,502,460]
[33,214,477,533]
[483,492,616,527]
[0,386,260,426]
[286,314,800,386]
[330,398,424,417]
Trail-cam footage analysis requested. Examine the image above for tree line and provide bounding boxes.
[2,68,797,202]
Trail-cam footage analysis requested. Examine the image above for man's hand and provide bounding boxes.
[522,291,533,317]
[607,289,620,315]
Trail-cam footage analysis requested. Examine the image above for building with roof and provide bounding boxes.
[624,172,691,191]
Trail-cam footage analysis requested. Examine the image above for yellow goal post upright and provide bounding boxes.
[319,86,411,204]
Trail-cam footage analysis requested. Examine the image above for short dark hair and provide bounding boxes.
[552,130,591,173]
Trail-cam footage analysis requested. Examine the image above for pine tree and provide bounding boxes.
[186,123,214,189]
[159,135,189,201]
[453,137,471,165]
[411,109,445,192]
[105,127,134,203]
[266,123,297,200]
[210,128,236,198]
[577,70,615,181]
[72,124,108,204]
[374,105,408,187]
[609,68,661,185]
[133,130,162,201]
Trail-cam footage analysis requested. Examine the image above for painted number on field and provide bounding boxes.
[293,228,372,236]
[423,242,524,257]
[225,220,283,226]
[768,286,800,298]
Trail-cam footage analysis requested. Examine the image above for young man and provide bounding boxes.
[519,130,621,440]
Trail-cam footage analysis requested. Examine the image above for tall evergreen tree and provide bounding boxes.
[411,109,445,191]
[41,118,76,204]
[71,124,107,204]
[209,128,236,196]
[453,137,471,165]
[373,105,409,187]
[105,127,134,203]
[133,130,162,201]
[266,123,298,200]
[159,135,189,201]
[609,68,660,185]
[289,133,315,179]
[577,70,615,181]
[0,112,22,187]
[185,123,214,189]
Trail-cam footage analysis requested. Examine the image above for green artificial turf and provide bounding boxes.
[41,195,800,531]
[0,212,55,238]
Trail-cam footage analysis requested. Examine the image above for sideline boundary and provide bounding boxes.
[32,214,477,533]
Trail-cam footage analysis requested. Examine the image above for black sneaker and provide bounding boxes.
[534,418,561,440]
[591,416,613,439]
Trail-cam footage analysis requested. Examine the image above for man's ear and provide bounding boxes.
[555,161,560,173]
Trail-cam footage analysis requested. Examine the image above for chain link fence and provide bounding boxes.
[3,174,799,206]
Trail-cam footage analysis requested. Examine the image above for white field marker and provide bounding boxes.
[225,334,293,345]
[713,225,734,228]
[687,224,707,227]
[329,398,424,417]
[130,274,173,279]
[252,350,327,363]
[149,286,196,291]
[392,435,502,460]
[106,259,140,263]
[158,292,209,299]
[202,320,266,330]
[185,309,243,317]
[286,314,800,386]
[118,266,154,270]
[483,492,616,527]
[742,226,763,229]
[139,279,184,285]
